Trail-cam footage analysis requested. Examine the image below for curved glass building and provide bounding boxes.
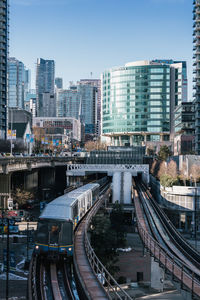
[101,60,187,147]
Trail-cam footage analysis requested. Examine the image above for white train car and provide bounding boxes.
[35,183,100,258]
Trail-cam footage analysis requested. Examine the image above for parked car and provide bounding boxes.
[14,153,23,157]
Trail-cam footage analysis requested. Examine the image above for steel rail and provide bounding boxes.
[50,263,62,300]
[142,181,200,267]
[63,262,76,300]
[137,182,200,277]
[134,187,200,299]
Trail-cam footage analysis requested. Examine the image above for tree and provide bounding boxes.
[84,140,107,152]
[146,147,156,157]
[12,186,34,207]
[110,203,126,248]
[158,145,172,161]
[179,162,188,186]
[190,164,200,186]
[0,139,10,152]
[89,211,120,275]
[13,140,26,153]
[167,160,178,179]
[150,160,160,178]
[158,161,167,179]
[160,174,175,188]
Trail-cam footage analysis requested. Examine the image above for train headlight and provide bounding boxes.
[35,245,39,250]
[68,248,72,251]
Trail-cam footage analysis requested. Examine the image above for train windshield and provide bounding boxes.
[49,223,60,245]
[36,220,48,244]
[60,222,73,245]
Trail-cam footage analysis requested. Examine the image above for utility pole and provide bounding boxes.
[195,185,197,250]
[10,109,13,155]
[27,222,29,261]
[6,217,9,300]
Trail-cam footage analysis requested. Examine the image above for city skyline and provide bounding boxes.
[9,0,193,98]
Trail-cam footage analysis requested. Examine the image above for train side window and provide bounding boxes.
[72,203,78,219]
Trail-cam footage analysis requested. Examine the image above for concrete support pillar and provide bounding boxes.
[144,134,147,143]
[66,175,70,187]
[130,135,133,146]
[123,172,132,204]
[151,258,164,292]
[111,136,114,146]
[0,174,11,209]
[112,172,121,203]
[119,136,122,146]
[160,134,164,142]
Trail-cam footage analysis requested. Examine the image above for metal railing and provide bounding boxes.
[84,188,132,300]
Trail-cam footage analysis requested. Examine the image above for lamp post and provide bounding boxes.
[195,185,197,250]
[6,217,9,300]
[10,109,13,156]
[189,177,198,249]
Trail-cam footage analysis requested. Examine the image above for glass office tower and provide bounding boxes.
[0,0,8,139]
[36,58,55,117]
[8,57,29,109]
[101,60,187,147]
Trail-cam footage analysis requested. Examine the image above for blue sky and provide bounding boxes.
[10,0,193,98]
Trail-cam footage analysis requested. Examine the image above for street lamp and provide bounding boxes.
[189,178,198,249]
[10,109,13,156]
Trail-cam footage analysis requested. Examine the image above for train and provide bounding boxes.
[34,183,100,259]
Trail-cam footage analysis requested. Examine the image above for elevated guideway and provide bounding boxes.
[134,180,200,299]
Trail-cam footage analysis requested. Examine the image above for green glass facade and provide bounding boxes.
[102,63,170,144]
[101,60,187,147]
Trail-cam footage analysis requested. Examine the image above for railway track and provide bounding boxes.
[28,255,76,300]
[134,179,200,299]
[136,181,200,275]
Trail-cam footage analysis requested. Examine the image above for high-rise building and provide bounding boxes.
[0,0,9,139]
[57,83,98,137]
[56,89,80,120]
[55,77,63,89]
[41,92,56,117]
[8,57,30,109]
[80,79,101,135]
[77,82,97,135]
[36,58,55,116]
[101,60,187,149]
[193,0,200,154]
[174,102,195,155]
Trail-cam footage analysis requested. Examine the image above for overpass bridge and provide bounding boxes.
[67,163,149,204]
[0,156,85,209]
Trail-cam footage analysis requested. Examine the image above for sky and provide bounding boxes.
[10,0,193,98]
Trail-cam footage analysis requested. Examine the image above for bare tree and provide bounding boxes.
[150,160,157,176]
[179,162,188,186]
[12,187,34,207]
[190,164,200,186]
[84,140,107,151]
[167,160,178,179]
[158,161,167,179]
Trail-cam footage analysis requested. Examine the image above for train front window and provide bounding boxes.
[49,223,60,245]
[36,221,48,244]
[60,222,73,245]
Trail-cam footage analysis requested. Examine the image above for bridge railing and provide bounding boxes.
[134,189,200,298]
[84,188,132,300]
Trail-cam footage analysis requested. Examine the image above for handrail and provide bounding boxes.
[134,189,200,298]
[84,187,132,300]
